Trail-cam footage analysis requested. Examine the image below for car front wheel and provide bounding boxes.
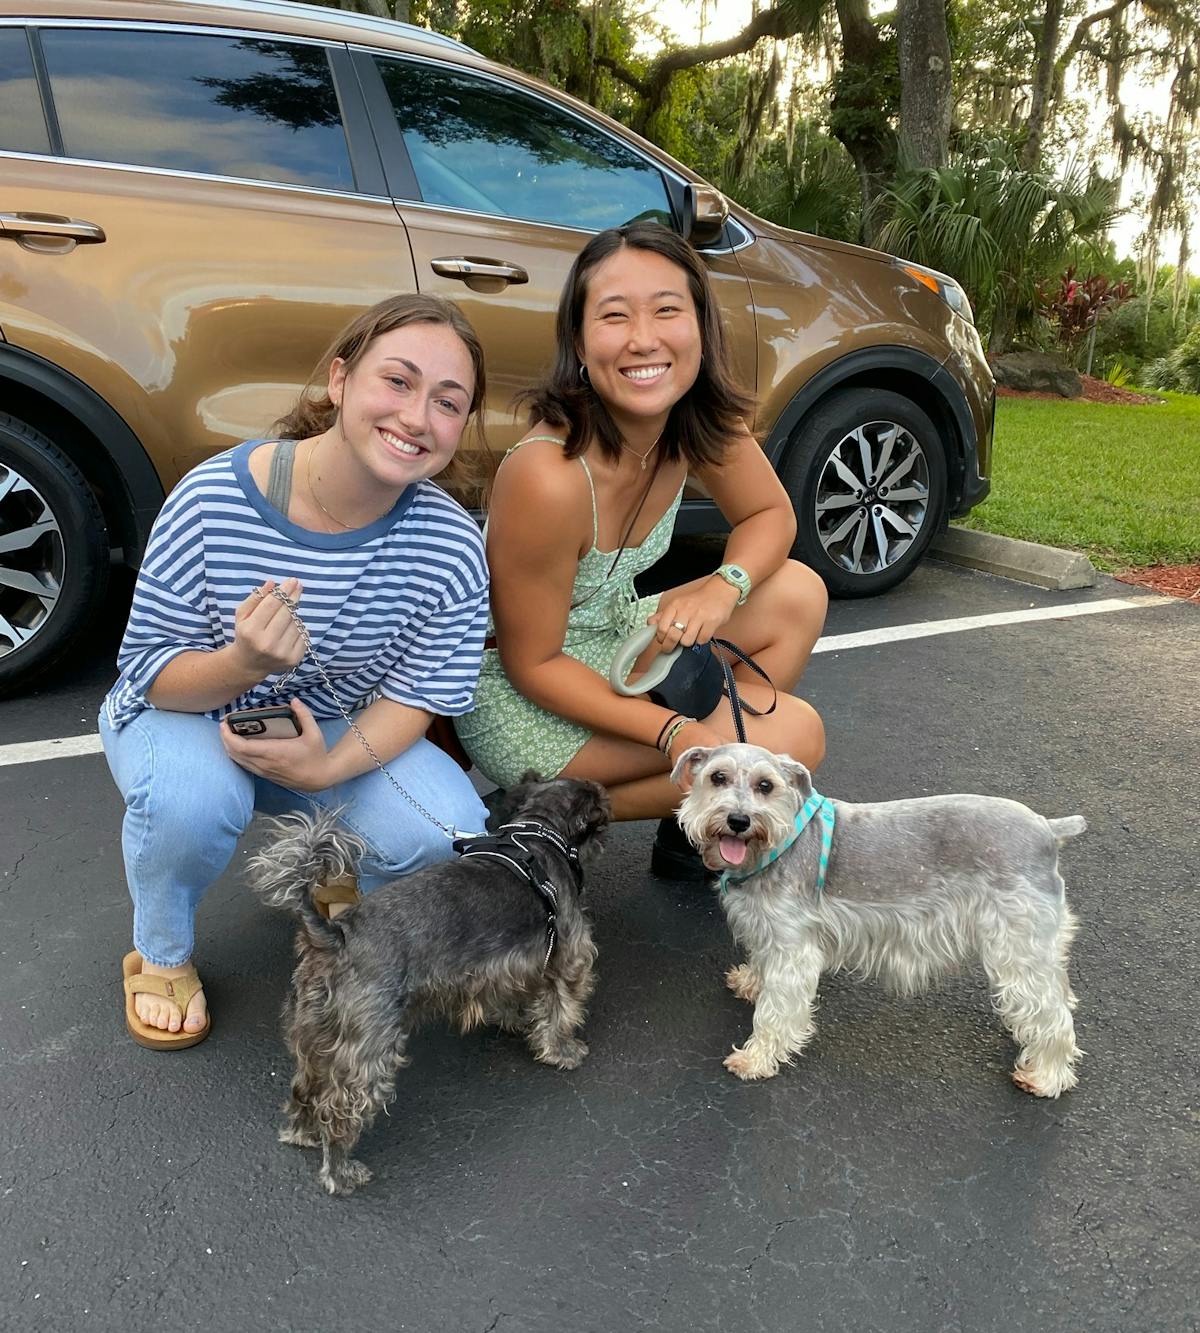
[782,387,948,597]
[0,413,109,696]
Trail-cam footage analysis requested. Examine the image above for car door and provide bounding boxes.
[353,48,754,500]
[0,20,415,489]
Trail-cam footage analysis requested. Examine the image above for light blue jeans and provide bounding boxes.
[99,708,488,967]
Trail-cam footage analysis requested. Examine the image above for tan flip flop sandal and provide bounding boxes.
[312,873,360,920]
[122,951,211,1050]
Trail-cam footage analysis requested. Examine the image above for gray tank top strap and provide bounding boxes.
[505,433,599,548]
[265,438,298,514]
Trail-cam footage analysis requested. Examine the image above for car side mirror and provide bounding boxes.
[681,183,729,248]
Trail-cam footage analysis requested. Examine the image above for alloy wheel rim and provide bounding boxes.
[814,420,931,575]
[0,462,65,659]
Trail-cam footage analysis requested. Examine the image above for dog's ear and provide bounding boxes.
[670,746,711,793]
[568,780,612,841]
[483,784,520,830]
[776,755,813,800]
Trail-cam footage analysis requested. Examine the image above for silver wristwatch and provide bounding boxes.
[714,562,752,605]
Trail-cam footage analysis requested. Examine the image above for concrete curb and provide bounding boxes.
[929,526,1097,590]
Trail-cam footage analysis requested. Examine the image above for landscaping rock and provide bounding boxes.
[990,351,1083,398]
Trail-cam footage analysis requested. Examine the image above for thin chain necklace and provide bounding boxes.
[305,438,378,532]
[620,432,662,471]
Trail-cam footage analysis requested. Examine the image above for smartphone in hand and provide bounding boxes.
[225,704,302,739]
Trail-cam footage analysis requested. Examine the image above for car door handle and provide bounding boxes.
[430,256,528,285]
[0,212,107,244]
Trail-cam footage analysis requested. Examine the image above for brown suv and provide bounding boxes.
[0,0,992,695]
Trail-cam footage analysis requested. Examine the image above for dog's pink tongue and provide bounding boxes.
[720,836,749,866]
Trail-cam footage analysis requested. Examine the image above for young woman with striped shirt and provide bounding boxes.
[100,295,491,1049]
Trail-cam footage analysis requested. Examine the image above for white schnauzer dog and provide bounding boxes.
[673,744,1083,1098]
[248,774,610,1195]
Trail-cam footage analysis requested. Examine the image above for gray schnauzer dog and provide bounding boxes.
[673,743,1083,1098]
[248,774,610,1195]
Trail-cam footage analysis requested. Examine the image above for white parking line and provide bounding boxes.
[0,733,106,767]
[812,594,1172,653]
[0,594,1175,769]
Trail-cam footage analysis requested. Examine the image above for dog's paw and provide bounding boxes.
[725,964,761,1003]
[279,1124,320,1150]
[538,1036,589,1070]
[320,1159,373,1196]
[723,1044,779,1081]
[1012,1064,1078,1098]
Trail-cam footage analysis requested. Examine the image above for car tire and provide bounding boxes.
[781,387,948,598]
[0,412,109,697]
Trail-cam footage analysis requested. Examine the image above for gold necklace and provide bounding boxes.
[620,433,661,471]
[305,439,374,532]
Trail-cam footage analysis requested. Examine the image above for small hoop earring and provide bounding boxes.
[579,364,590,386]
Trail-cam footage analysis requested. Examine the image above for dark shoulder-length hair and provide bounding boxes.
[519,221,755,469]
[273,293,489,492]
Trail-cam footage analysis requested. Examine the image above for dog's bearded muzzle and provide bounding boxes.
[692,813,773,873]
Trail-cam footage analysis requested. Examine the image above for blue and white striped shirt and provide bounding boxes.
[103,441,489,729]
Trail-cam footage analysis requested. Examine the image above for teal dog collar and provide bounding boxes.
[720,790,835,895]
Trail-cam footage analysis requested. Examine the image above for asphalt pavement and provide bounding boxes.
[1,553,1197,1333]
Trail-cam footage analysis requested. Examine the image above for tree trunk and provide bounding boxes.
[896,0,952,168]
[338,0,393,18]
[988,291,1017,354]
[831,0,896,239]
[1021,0,1063,170]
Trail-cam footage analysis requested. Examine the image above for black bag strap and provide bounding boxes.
[710,637,777,744]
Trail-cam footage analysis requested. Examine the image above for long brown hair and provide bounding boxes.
[519,222,754,469]
[274,293,489,490]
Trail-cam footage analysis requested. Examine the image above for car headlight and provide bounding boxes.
[894,259,975,325]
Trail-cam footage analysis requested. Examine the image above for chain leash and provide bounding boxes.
[263,586,480,840]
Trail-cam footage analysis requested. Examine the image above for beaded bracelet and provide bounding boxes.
[660,716,694,756]
[655,712,683,751]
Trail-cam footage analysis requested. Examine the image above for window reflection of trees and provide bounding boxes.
[377,61,639,171]
[196,40,343,132]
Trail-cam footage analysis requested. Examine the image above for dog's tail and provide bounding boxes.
[1048,815,1087,845]
[247,807,365,949]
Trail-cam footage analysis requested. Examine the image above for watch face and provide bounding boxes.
[728,565,748,580]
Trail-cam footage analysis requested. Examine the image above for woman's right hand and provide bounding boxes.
[231,577,306,677]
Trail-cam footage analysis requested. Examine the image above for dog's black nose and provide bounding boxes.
[726,813,751,834]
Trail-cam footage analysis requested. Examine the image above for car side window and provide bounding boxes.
[0,28,51,155]
[373,57,672,232]
[39,28,354,191]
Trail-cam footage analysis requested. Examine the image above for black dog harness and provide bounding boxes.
[452,821,584,966]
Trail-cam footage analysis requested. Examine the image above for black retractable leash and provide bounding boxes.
[610,625,778,744]
[452,821,584,965]
[711,638,776,743]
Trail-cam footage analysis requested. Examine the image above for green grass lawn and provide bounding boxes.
[956,390,1200,568]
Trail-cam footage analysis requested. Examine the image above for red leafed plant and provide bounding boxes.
[1039,266,1133,355]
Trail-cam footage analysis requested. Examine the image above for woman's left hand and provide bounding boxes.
[220,698,332,792]
[648,575,741,651]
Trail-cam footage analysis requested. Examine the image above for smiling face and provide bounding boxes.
[576,245,703,438]
[327,321,476,490]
